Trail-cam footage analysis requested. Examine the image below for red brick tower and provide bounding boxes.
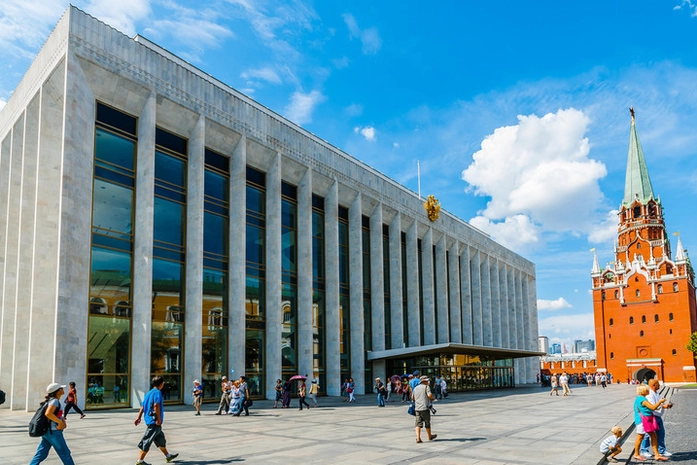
[592,108,697,383]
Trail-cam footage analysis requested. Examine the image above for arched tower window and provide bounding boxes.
[637,243,641,249]
[629,316,634,324]
[658,284,663,294]
[602,291,606,301]
[614,290,619,299]
[610,352,614,359]
[673,282,679,292]
[635,289,640,298]
[640,330,644,337]
[609,318,614,326]
[633,206,641,218]
[669,313,674,321]
[654,314,659,323]
[672,349,677,356]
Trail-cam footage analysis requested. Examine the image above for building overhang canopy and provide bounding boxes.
[367,343,546,362]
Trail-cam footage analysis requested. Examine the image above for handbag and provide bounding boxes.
[636,405,658,433]
[407,401,415,416]
[245,398,253,407]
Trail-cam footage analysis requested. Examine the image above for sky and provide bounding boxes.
[2,0,697,352]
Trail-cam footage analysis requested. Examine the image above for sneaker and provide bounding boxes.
[135,461,151,465]
[662,452,673,457]
[165,453,179,463]
[608,458,618,463]
[640,452,653,458]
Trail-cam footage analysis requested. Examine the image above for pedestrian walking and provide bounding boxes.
[29,382,75,465]
[234,376,250,416]
[192,379,203,416]
[215,376,231,415]
[298,380,311,410]
[375,377,386,407]
[273,379,283,408]
[63,382,85,419]
[134,376,179,465]
[411,376,437,443]
[549,374,559,396]
[282,377,292,408]
[347,377,356,403]
[308,379,320,407]
[560,372,571,396]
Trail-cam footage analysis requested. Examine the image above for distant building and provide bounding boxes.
[591,109,697,383]
[538,336,549,354]
[540,351,599,377]
[574,339,595,353]
[550,343,562,355]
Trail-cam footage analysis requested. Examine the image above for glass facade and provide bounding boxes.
[338,206,350,381]
[362,216,372,389]
[281,182,298,378]
[312,195,326,392]
[245,167,266,396]
[151,127,187,403]
[383,224,391,349]
[202,149,229,400]
[401,232,409,346]
[87,102,136,409]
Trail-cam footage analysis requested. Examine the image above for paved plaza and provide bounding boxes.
[1,384,695,464]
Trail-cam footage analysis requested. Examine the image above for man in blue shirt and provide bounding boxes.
[134,376,179,465]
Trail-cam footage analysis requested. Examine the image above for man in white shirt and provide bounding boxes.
[411,376,437,443]
[639,379,673,458]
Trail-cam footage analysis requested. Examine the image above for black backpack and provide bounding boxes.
[28,402,51,437]
[0,389,6,405]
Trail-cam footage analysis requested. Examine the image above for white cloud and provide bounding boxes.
[0,98,6,112]
[538,313,595,348]
[674,0,697,16]
[393,142,399,149]
[84,0,151,37]
[588,209,619,244]
[344,103,363,117]
[537,297,573,311]
[342,13,381,55]
[0,0,66,59]
[354,125,376,141]
[462,108,608,242]
[469,214,540,253]
[284,90,325,125]
[241,67,282,84]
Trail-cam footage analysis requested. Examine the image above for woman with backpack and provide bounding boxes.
[30,382,75,465]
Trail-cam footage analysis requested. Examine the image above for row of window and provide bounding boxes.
[609,349,678,359]
[602,282,679,300]
[609,313,674,326]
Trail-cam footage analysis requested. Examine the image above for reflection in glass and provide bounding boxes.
[87,316,130,407]
[92,179,133,238]
[246,179,266,396]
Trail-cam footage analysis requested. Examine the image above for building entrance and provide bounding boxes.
[633,367,657,383]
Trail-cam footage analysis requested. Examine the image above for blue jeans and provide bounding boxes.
[640,415,666,454]
[30,430,75,465]
[377,393,385,406]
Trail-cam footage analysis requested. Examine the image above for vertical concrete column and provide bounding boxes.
[481,254,492,346]
[435,234,448,343]
[406,221,421,347]
[389,213,404,348]
[324,181,341,395]
[349,193,365,392]
[184,115,205,405]
[228,135,246,383]
[490,258,501,348]
[0,134,11,397]
[527,274,540,383]
[513,269,524,385]
[507,266,518,350]
[470,250,483,345]
[265,152,282,397]
[421,228,436,345]
[521,273,532,383]
[460,246,472,344]
[499,263,510,348]
[370,203,385,353]
[132,91,157,405]
[297,168,314,380]
[448,241,462,343]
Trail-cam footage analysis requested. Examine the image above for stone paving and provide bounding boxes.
[1,383,694,465]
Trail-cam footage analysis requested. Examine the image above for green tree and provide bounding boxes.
[687,332,697,359]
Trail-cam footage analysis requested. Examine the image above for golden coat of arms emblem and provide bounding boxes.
[423,195,440,222]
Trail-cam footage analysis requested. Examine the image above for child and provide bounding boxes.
[600,426,623,463]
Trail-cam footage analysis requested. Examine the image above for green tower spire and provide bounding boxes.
[622,107,655,207]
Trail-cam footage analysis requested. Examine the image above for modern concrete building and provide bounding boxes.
[0,7,540,411]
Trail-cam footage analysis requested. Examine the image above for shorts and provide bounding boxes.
[635,423,646,435]
[414,409,432,429]
[193,396,202,407]
[138,424,166,452]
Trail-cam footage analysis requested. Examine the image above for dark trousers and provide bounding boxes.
[64,401,84,417]
[298,395,310,410]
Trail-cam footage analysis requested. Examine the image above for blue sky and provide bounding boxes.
[2,1,697,351]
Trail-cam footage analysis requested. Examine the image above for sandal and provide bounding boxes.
[656,457,669,462]
[633,456,647,462]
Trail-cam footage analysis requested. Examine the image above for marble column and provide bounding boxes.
[349,193,365,392]
[184,115,205,405]
[470,250,483,345]
[131,91,156,406]
[265,152,282,397]
[297,168,314,380]
[460,246,473,344]
[421,228,436,345]
[526,274,540,383]
[499,263,510,349]
[481,254,492,346]
[370,203,385,353]
[448,241,462,343]
[507,266,518,350]
[406,221,421,347]
[490,258,501,348]
[389,213,404,348]
[228,135,246,387]
[435,234,449,343]
[324,181,341,395]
